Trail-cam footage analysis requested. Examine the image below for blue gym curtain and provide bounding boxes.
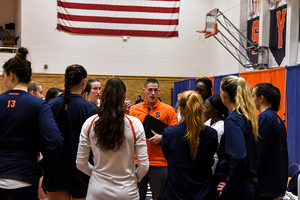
[213,73,239,95]
[286,64,300,165]
[173,78,196,107]
[174,66,298,164]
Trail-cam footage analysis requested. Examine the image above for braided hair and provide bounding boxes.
[58,64,87,115]
[2,47,31,84]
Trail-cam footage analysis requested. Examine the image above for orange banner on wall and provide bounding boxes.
[239,67,286,120]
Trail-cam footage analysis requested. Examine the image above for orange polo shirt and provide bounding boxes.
[130,100,178,167]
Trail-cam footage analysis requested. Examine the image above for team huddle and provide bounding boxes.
[0,47,288,200]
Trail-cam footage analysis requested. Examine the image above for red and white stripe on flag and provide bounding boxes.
[57,0,181,37]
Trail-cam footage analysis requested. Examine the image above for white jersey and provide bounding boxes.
[76,114,149,200]
[204,118,225,174]
[204,118,224,142]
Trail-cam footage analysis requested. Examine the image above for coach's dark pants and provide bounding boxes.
[138,166,167,200]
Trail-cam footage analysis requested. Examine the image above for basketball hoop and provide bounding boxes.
[196,23,218,39]
[197,8,218,40]
[196,8,268,68]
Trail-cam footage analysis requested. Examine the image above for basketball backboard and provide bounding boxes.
[205,8,218,37]
[197,8,218,38]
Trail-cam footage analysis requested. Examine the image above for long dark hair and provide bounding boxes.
[254,82,281,112]
[94,78,126,151]
[2,47,31,84]
[81,81,91,96]
[45,88,63,102]
[59,64,87,114]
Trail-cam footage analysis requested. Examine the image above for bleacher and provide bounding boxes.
[0,36,18,53]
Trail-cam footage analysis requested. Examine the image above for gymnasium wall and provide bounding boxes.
[0,72,185,105]
[209,0,246,75]
[0,0,248,103]
[0,0,243,77]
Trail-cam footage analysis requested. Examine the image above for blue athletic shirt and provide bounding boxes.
[43,93,97,192]
[257,108,288,198]
[215,109,260,195]
[162,122,218,200]
[0,90,63,186]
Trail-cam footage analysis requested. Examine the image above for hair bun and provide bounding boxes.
[15,47,28,61]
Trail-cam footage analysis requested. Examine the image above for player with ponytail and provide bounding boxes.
[43,64,97,200]
[253,82,288,199]
[162,90,218,199]
[215,76,260,200]
[76,78,149,199]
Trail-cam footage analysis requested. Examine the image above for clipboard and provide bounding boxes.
[143,114,168,139]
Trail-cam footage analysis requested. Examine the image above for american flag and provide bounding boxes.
[57,0,181,37]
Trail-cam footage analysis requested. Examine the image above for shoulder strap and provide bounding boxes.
[87,115,99,138]
[125,115,137,142]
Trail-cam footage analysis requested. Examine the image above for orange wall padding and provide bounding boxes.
[239,67,286,120]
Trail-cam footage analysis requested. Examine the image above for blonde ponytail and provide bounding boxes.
[221,76,259,141]
[178,91,205,160]
[236,77,258,141]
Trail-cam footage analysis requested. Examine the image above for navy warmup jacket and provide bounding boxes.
[43,94,97,191]
[215,109,260,196]
[0,90,63,186]
[162,122,218,200]
[257,108,288,198]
